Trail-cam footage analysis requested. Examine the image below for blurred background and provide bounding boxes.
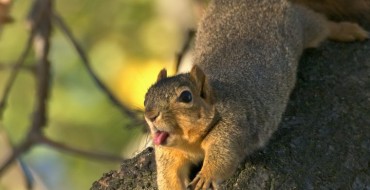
[0,0,204,189]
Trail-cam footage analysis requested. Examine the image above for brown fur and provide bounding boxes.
[144,0,369,190]
[157,69,167,82]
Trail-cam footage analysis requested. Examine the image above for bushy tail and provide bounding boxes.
[290,0,370,19]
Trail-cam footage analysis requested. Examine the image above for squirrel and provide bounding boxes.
[144,0,369,189]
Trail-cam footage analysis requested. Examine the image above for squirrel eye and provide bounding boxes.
[178,90,192,103]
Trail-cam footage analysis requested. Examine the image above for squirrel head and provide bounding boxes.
[144,65,218,147]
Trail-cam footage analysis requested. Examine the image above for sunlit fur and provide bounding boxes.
[144,0,369,189]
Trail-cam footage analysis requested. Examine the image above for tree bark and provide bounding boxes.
[91,20,370,190]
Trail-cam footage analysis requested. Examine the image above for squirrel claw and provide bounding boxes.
[188,173,219,190]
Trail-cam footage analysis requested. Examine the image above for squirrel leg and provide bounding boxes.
[327,21,369,42]
[156,147,192,190]
[188,132,242,190]
[294,4,369,48]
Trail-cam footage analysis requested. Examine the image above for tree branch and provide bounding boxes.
[0,0,52,177]
[0,137,33,178]
[38,136,125,162]
[0,31,34,120]
[29,0,52,131]
[52,13,144,127]
[18,159,35,190]
[1,1,132,178]
[0,63,36,72]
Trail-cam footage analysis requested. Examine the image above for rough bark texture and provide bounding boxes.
[91,20,370,190]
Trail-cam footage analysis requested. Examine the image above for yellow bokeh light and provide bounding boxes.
[115,58,175,110]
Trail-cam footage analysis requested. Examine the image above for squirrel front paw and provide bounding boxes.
[187,172,220,190]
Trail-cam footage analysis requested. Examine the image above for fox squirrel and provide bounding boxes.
[144,0,369,189]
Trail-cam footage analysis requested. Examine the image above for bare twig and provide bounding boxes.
[30,0,52,131]
[175,29,196,73]
[1,0,130,177]
[0,127,34,188]
[18,158,35,190]
[0,63,9,70]
[0,0,52,177]
[52,13,144,126]
[2,0,145,181]
[0,63,36,72]
[38,136,125,162]
[0,32,34,120]
[0,137,33,177]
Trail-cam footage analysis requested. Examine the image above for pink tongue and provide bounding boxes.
[154,131,169,145]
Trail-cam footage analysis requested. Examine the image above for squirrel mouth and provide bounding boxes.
[153,131,169,145]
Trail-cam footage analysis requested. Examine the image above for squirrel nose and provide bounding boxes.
[145,110,160,122]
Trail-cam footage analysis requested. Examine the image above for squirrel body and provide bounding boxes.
[144,0,368,189]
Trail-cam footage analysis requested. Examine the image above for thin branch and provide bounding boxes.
[175,29,196,73]
[0,63,10,70]
[38,136,125,162]
[2,0,143,180]
[0,63,36,72]
[0,126,35,189]
[0,138,33,178]
[52,13,144,126]
[0,32,34,120]
[18,158,35,190]
[30,0,52,131]
[1,1,128,177]
[0,0,52,177]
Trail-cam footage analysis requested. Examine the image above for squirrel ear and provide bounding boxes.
[156,68,167,82]
[190,65,215,104]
